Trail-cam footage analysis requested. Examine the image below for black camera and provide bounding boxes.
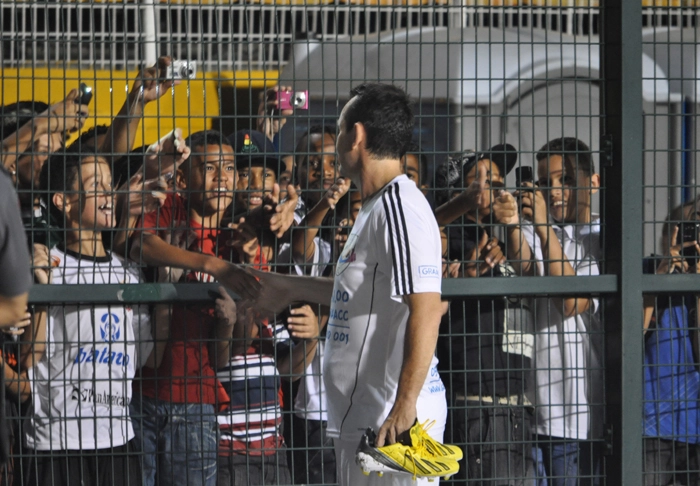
[76,83,93,106]
[514,166,533,187]
[680,221,700,261]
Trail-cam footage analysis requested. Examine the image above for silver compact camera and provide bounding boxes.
[166,60,197,80]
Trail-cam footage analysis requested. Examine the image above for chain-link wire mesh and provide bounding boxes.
[0,1,699,485]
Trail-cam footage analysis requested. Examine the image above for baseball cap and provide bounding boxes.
[461,143,518,179]
[227,129,283,173]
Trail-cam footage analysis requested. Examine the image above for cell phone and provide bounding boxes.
[277,90,309,110]
[76,83,93,105]
[680,221,700,260]
[515,166,533,187]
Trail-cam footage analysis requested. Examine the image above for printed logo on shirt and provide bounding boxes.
[335,234,358,276]
[100,313,121,342]
[418,265,440,278]
[71,386,128,407]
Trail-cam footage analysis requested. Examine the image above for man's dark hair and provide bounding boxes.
[405,141,428,186]
[185,130,230,154]
[68,124,110,151]
[344,83,413,160]
[536,137,595,176]
[40,144,97,227]
[0,100,50,141]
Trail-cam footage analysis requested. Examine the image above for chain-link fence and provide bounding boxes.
[0,1,699,485]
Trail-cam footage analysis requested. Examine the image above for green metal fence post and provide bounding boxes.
[601,0,644,484]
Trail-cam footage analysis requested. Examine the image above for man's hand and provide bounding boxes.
[657,226,695,275]
[32,244,52,285]
[492,191,519,225]
[43,89,89,134]
[323,177,351,210]
[117,172,168,218]
[287,304,320,341]
[462,232,506,278]
[376,402,417,447]
[214,286,237,328]
[209,261,262,301]
[3,310,31,337]
[130,56,178,105]
[256,85,295,142]
[142,128,191,182]
[519,183,548,226]
[268,184,299,237]
[226,217,260,264]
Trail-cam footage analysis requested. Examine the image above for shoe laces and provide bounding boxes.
[405,446,419,480]
[415,420,441,457]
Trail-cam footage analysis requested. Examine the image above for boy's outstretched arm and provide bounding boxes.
[292,178,350,265]
[277,304,321,380]
[131,233,261,300]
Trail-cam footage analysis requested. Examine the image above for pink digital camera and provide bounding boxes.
[277,90,309,110]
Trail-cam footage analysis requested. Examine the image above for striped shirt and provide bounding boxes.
[217,322,290,456]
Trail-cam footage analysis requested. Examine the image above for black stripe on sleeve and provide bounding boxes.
[393,183,414,294]
[382,188,403,296]
[385,184,408,295]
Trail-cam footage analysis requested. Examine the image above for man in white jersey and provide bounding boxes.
[253,83,448,485]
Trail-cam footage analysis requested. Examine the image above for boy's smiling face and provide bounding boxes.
[537,154,599,224]
[180,144,236,216]
[235,163,277,211]
[63,156,115,231]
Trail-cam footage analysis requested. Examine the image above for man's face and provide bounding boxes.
[297,132,337,205]
[64,157,115,231]
[537,155,594,224]
[464,159,504,213]
[16,132,63,190]
[235,164,277,211]
[181,144,236,216]
[336,97,360,179]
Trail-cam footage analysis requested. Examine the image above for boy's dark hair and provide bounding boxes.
[344,83,413,160]
[294,125,336,164]
[0,100,50,141]
[536,137,595,176]
[185,130,231,155]
[40,145,97,227]
[404,141,429,186]
[67,124,110,151]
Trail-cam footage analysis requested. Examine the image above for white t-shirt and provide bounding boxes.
[25,248,153,451]
[323,175,446,441]
[526,219,602,440]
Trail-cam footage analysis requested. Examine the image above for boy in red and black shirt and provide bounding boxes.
[129,131,257,486]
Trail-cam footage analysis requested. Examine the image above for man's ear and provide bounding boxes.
[590,173,600,195]
[52,192,67,213]
[353,122,365,152]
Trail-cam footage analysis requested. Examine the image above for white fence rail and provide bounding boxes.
[1,2,698,71]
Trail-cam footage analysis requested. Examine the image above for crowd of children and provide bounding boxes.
[0,59,698,486]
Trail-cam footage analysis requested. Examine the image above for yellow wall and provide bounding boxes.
[1,68,280,146]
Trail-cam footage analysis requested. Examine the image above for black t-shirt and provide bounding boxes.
[438,224,534,398]
[0,170,31,298]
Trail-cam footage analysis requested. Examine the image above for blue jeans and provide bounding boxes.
[130,394,218,486]
[536,436,599,486]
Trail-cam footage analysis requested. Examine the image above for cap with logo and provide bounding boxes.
[227,129,283,173]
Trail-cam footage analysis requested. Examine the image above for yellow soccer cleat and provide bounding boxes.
[355,427,460,480]
[412,420,464,462]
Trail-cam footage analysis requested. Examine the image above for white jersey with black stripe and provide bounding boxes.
[323,174,445,441]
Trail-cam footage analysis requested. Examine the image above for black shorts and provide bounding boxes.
[23,440,141,486]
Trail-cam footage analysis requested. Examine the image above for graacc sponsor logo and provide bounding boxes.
[418,265,440,278]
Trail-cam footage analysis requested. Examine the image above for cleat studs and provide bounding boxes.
[377,472,383,477]
[362,471,370,476]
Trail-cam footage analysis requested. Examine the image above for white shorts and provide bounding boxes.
[333,392,447,486]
